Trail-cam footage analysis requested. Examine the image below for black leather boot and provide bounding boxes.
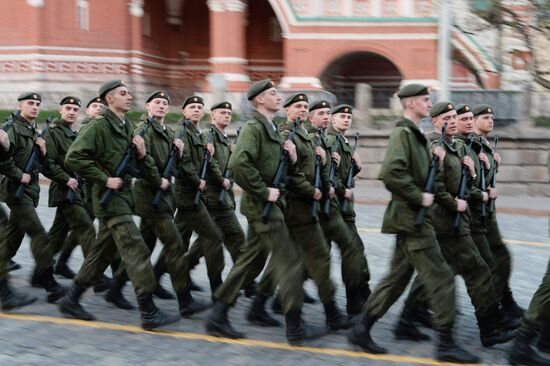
[509,328,550,365]
[394,305,431,342]
[205,301,246,339]
[303,289,317,304]
[496,303,521,330]
[324,301,354,331]
[93,275,112,293]
[0,278,36,311]
[190,280,203,292]
[243,281,257,298]
[209,275,223,300]
[177,288,210,317]
[7,259,21,272]
[359,282,371,306]
[477,306,516,347]
[345,287,363,317]
[272,293,283,315]
[32,267,66,303]
[54,250,76,279]
[436,328,481,364]
[105,278,135,310]
[136,292,180,330]
[153,270,175,300]
[411,304,434,329]
[502,290,525,319]
[246,293,281,327]
[348,314,387,354]
[539,322,550,353]
[58,283,95,321]
[285,309,327,345]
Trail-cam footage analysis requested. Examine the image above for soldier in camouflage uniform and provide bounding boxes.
[206,80,327,345]
[0,92,65,303]
[348,84,478,364]
[58,80,180,330]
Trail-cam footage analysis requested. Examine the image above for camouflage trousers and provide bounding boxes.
[215,220,304,314]
[0,202,55,281]
[75,215,156,295]
[47,203,96,258]
[521,258,550,332]
[364,226,456,330]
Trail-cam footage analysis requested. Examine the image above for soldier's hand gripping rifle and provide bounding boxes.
[193,125,215,208]
[453,134,475,232]
[261,118,300,224]
[310,128,324,221]
[341,132,360,213]
[152,119,190,208]
[488,136,499,215]
[479,136,487,221]
[218,127,241,205]
[322,132,340,216]
[15,116,53,201]
[65,173,82,204]
[99,117,154,209]
[1,111,19,132]
[415,122,447,226]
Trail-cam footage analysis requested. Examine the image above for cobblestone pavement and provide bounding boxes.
[1,186,549,365]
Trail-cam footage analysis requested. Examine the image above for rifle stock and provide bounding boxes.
[453,134,475,232]
[323,132,340,216]
[488,136,499,215]
[310,128,324,221]
[193,125,215,208]
[218,127,241,205]
[341,132,360,213]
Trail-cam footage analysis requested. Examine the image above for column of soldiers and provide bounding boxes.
[0,79,548,365]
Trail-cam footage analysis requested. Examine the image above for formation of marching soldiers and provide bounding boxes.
[0,79,548,365]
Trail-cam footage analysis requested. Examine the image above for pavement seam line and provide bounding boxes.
[0,313,485,366]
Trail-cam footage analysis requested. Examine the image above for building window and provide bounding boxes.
[142,11,151,36]
[415,0,432,17]
[269,17,282,42]
[326,0,341,14]
[354,0,370,15]
[382,0,398,16]
[76,0,89,31]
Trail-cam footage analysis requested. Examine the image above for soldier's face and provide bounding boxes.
[106,87,132,113]
[457,112,474,134]
[332,113,352,132]
[60,104,80,124]
[257,88,281,113]
[19,100,41,121]
[183,103,204,123]
[212,109,231,129]
[433,110,457,136]
[474,114,494,134]
[146,98,169,120]
[410,95,432,118]
[86,102,104,118]
[310,108,331,129]
[285,101,308,121]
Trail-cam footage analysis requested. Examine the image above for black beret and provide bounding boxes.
[86,96,104,108]
[60,96,82,107]
[182,95,204,109]
[98,79,126,99]
[397,83,430,99]
[18,92,41,102]
[309,100,331,112]
[455,104,472,115]
[472,104,494,116]
[331,104,353,114]
[146,90,170,104]
[211,101,232,111]
[430,101,455,118]
[283,93,308,108]
[246,79,276,101]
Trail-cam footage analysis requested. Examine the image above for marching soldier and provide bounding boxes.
[0,92,65,303]
[348,84,479,364]
[325,104,372,310]
[172,95,225,295]
[206,80,326,345]
[59,80,180,330]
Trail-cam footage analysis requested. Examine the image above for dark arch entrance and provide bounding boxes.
[320,52,403,108]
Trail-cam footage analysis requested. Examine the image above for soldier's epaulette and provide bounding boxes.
[277,122,294,133]
[402,126,411,134]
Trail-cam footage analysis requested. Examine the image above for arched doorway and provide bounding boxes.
[320,52,403,108]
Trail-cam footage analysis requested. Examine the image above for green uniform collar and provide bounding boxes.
[101,108,129,137]
[55,120,77,138]
[251,109,280,143]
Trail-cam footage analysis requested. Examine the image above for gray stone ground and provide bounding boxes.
[1,184,549,366]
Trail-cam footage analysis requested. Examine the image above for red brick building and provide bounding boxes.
[0,0,500,110]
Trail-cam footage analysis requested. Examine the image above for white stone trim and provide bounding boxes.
[343,0,354,17]
[279,76,322,88]
[207,0,246,12]
[284,33,438,40]
[372,0,382,17]
[208,73,250,82]
[399,79,440,87]
[128,0,144,17]
[208,57,248,65]
[26,0,44,7]
[400,0,414,16]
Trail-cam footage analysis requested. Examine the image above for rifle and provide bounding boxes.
[99,117,154,209]
[453,134,475,232]
[1,111,19,132]
[65,172,83,204]
[310,128,324,221]
[261,117,300,224]
[341,132,360,213]
[218,127,241,205]
[193,125,215,208]
[479,136,487,221]
[322,132,340,216]
[415,122,447,226]
[15,116,53,201]
[152,119,190,209]
[488,136,499,215]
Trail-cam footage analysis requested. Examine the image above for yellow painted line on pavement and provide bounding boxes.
[358,227,550,248]
[0,313,483,366]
